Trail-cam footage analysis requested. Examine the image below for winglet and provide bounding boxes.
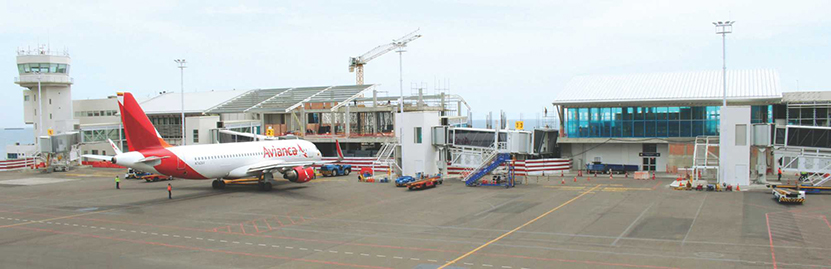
[335,140,344,162]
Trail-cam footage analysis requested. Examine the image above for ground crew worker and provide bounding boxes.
[115,176,120,189]
[167,183,172,199]
[778,167,782,181]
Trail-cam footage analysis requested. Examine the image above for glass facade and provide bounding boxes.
[787,105,831,127]
[565,105,772,138]
[17,63,69,74]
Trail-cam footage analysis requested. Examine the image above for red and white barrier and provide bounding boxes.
[316,157,391,173]
[0,158,37,171]
[447,158,572,176]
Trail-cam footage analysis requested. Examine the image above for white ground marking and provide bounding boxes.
[611,201,655,246]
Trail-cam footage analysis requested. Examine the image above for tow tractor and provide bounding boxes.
[406,173,443,191]
[772,187,806,203]
[125,168,151,179]
[142,173,174,182]
[319,164,352,177]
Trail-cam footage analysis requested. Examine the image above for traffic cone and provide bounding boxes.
[573,177,577,182]
[561,178,565,184]
[609,173,613,180]
[625,172,628,178]
[652,173,656,180]
[594,172,597,177]
[561,171,564,177]
[736,185,740,191]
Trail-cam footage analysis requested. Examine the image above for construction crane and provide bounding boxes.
[349,29,422,85]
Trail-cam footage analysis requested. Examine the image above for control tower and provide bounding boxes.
[14,46,76,142]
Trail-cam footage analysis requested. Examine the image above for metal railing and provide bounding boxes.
[15,76,73,84]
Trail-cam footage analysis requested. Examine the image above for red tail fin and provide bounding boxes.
[335,140,344,162]
[118,92,171,151]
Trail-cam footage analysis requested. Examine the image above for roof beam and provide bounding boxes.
[330,85,376,112]
[244,88,295,113]
[204,89,256,114]
[284,86,334,113]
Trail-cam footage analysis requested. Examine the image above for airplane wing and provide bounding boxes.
[82,155,112,161]
[246,159,336,174]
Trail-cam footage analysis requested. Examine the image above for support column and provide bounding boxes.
[345,106,351,137]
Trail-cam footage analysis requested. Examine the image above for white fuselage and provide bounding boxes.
[115,139,322,179]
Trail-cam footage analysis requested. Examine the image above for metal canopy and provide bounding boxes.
[206,84,374,114]
[205,88,291,114]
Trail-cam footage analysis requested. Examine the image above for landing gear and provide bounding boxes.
[212,179,225,189]
[258,173,274,191]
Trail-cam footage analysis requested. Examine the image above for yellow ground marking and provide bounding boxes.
[0,208,118,230]
[437,184,602,269]
[544,186,587,190]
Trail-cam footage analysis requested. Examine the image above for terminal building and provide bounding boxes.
[553,69,782,180]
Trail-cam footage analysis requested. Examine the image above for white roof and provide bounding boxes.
[554,69,782,106]
[140,90,247,114]
[781,91,831,103]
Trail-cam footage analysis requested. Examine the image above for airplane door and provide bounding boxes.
[177,157,186,170]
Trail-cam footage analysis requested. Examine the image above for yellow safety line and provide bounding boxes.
[437,184,602,269]
[0,208,117,229]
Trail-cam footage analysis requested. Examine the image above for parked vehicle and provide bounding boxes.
[125,168,151,179]
[586,163,639,174]
[319,164,352,177]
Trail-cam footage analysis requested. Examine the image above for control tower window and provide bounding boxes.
[17,63,70,74]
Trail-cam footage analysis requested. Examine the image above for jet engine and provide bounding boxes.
[283,166,315,183]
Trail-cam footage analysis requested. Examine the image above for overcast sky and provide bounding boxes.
[2,0,829,128]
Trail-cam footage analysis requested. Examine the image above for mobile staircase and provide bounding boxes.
[774,147,831,193]
[464,152,512,187]
[371,142,399,175]
[692,136,719,180]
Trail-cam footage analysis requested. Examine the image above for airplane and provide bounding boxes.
[82,92,344,191]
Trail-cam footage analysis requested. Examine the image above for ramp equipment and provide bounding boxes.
[464,153,512,186]
[772,188,805,203]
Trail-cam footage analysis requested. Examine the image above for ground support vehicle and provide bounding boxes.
[320,164,352,177]
[772,188,806,203]
[142,173,174,182]
[125,168,151,179]
[407,176,443,190]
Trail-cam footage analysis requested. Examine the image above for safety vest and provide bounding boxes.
[167,185,172,191]
[115,177,120,182]
[778,168,782,174]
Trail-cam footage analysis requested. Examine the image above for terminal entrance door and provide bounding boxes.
[642,144,657,171]
[642,157,656,171]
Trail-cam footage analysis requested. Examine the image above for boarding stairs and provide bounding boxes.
[371,142,399,174]
[464,152,511,186]
[692,136,719,179]
[776,147,831,187]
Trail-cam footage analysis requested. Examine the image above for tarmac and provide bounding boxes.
[0,167,830,269]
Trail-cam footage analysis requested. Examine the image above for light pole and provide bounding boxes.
[713,21,734,107]
[36,71,43,139]
[174,59,187,145]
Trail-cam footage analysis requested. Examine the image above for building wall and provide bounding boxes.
[74,98,120,125]
[394,111,440,176]
[186,116,220,145]
[566,143,668,172]
[720,106,751,186]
